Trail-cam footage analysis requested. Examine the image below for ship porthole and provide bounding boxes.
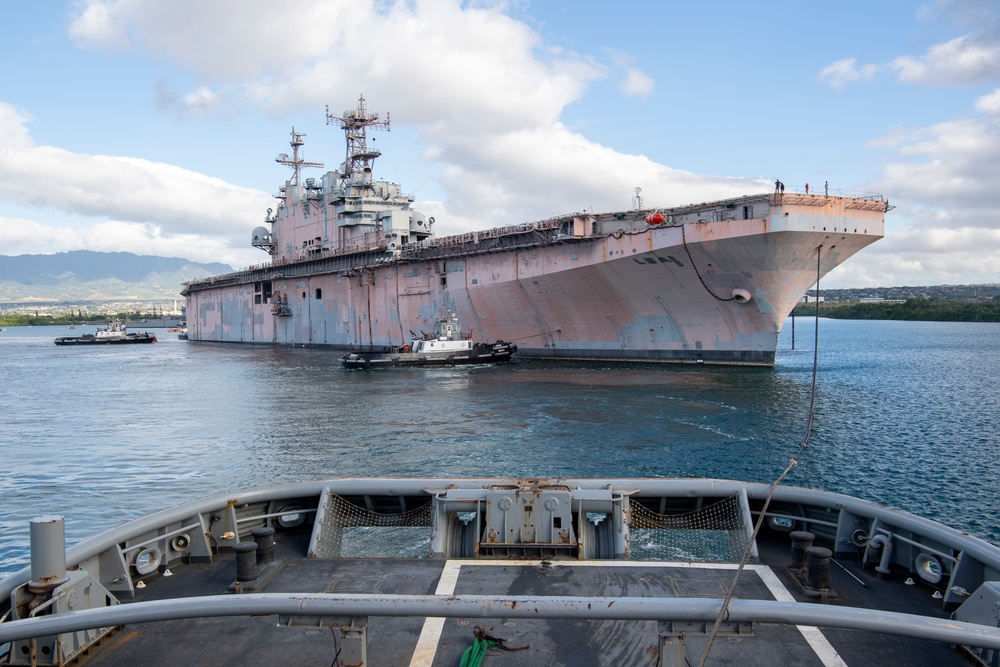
[915,553,943,584]
[134,546,162,575]
[276,506,305,529]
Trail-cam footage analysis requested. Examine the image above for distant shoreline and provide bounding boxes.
[792,298,1000,322]
[0,313,183,328]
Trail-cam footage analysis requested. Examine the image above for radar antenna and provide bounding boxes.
[325,94,390,178]
[275,128,324,186]
[632,186,643,210]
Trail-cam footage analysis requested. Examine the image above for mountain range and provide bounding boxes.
[0,251,233,302]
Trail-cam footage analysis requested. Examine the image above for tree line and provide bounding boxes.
[792,298,1000,322]
[0,310,179,327]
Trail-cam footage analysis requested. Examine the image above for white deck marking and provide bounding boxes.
[408,560,462,667]
[407,559,846,667]
[754,565,848,667]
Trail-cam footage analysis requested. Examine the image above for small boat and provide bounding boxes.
[177,328,188,340]
[167,327,183,332]
[54,319,157,346]
[342,316,516,368]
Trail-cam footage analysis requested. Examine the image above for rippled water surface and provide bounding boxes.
[1,319,998,574]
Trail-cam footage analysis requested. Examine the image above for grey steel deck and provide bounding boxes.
[5,478,999,667]
[68,534,963,667]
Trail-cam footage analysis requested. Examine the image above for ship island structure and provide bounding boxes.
[182,96,888,365]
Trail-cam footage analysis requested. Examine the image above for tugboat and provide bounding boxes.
[342,316,516,368]
[53,319,157,346]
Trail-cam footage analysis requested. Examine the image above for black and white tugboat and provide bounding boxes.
[342,315,516,368]
[54,319,157,346]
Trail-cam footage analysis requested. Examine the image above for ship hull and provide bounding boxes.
[184,194,884,366]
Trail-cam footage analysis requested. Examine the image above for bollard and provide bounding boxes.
[28,515,70,593]
[789,531,815,572]
[252,526,276,563]
[234,542,259,582]
[806,546,832,590]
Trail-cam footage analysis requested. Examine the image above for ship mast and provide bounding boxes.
[325,95,390,178]
[275,128,323,186]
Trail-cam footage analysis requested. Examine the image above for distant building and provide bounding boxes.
[801,295,825,303]
[859,298,905,304]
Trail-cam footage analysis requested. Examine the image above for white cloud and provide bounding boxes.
[428,123,763,234]
[0,104,33,149]
[68,0,130,51]
[620,68,654,97]
[2,214,257,267]
[974,87,1000,114]
[35,0,1000,291]
[837,223,1000,286]
[875,116,1000,208]
[2,215,83,255]
[69,0,586,127]
[815,2,1000,285]
[860,91,1000,285]
[890,35,1000,85]
[820,1,1000,89]
[0,102,270,267]
[70,0,351,80]
[183,86,221,113]
[63,0,761,237]
[817,58,879,89]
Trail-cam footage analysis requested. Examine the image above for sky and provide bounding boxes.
[2,0,1000,288]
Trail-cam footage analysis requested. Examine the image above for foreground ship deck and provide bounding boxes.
[3,478,999,666]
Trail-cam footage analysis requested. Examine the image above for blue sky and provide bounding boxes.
[2,0,999,288]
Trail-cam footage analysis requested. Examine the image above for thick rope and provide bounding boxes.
[681,223,736,302]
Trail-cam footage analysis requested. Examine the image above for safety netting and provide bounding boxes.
[628,494,751,562]
[317,494,433,558]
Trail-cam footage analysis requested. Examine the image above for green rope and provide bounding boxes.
[458,637,497,667]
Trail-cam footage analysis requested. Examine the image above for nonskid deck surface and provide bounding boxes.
[76,538,960,667]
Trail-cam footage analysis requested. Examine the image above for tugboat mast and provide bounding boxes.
[325,95,390,178]
[275,128,323,186]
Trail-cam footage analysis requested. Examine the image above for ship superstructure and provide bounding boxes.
[251,96,432,264]
[185,96,887,365]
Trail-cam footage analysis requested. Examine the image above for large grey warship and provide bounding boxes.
[181,96,888,366]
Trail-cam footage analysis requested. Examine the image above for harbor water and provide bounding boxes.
[1,318,998,575]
